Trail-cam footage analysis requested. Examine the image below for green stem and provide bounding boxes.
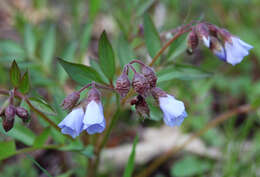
[88,109,121,176]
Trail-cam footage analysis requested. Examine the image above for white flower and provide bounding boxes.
[58,108,84,138]
[202,36,210,48]
[83,100,106,134]
[159,95,187,127]
[224,36,253,65]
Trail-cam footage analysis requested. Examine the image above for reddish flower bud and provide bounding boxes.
[61,91,80,110]
[115,72,131,98]
[187,30,199,54]
[87,87,101,103]
[16,107,29,122]
[3,105,16,132]
[141,65,157,88]
[150,87,167,100]
[217,28,232,43]
[132,72,150,97]
[207,24,219,37]
[131,95,150,118]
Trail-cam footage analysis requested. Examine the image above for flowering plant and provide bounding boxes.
[0,2,256,176]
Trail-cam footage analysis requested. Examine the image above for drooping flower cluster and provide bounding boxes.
[187,23,253,65]
[58,22,254,138]
[116,60,188,127]
[0,102,29,132]
[58,86,106,138]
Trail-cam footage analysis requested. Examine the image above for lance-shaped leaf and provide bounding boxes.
[123,135,138,177]
[10,60,21,87]
[143,13,161,58]
[29,97,56,116]
[24,24,36,57]
[58,57,105,85]
[19,71,30,94]
[117,34,135,68]
[41,25,56,66]
[0,140,16,160]
[33,127,51,148]
[98,31,116,81]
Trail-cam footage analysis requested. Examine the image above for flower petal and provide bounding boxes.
[159,95,187,127]
[58,108,84,138]
[225,36,253,65]
[83,101,106,134]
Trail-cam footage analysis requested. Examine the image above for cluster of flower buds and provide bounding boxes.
[58,83,106,138]
[0,104,29,132]
[116,60,188,127]
[187,22,253,65]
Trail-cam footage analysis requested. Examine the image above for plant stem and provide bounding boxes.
[149,27,192,66]
[87,109,121,176]
[134,104,253,177]
[0,89,73,140]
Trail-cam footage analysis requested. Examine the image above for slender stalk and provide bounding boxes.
[134,104,253,177]
[130,59,146,66]
[149,27,192,66]
[0,89,73,140]
[87,109,121,176]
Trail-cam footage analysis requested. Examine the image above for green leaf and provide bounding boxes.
[90,59,109,84]
[19,71,30,94]
[59,140,84,151]
[24,24,36,57]
[26,154,53,177]
[136,0,156,17]
[123,135,138,177]
[29,97,56,116]
[58,42,78,83]
[10,60,21,87]
[143,13,161,58]
[0,121,36,146]
[80,145,94,158]
[98,31,116,81]
[0,140,16,160]
[79,24,92,55]
[0,40,25,56]
[33,127,51,148]
[89,0,102,21]
[157,64,212,83]
[41,25,56,66]
[170,156,211,177]
[117,34,135,68]
[58,57,105,85]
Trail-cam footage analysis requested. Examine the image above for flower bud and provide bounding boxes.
[196,23,210,48]
[207,23,219,37]
[187,30,199,54]
[3,105,16,132]
[217,28,232,43]
[150,87,167,100]
[87,87,101,103]
[132,72,150,97]
[16,107,29,122]
[141,65,157,88]
[131,95,150,118]
[61,91,80,110]
[115,72,131,98]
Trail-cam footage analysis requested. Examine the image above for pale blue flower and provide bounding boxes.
[83,101,106,134]
[224,36,253,65]
[158,95,187,127]
[58,108,84,138]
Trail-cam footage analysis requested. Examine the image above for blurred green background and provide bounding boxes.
[0,0,260,176]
